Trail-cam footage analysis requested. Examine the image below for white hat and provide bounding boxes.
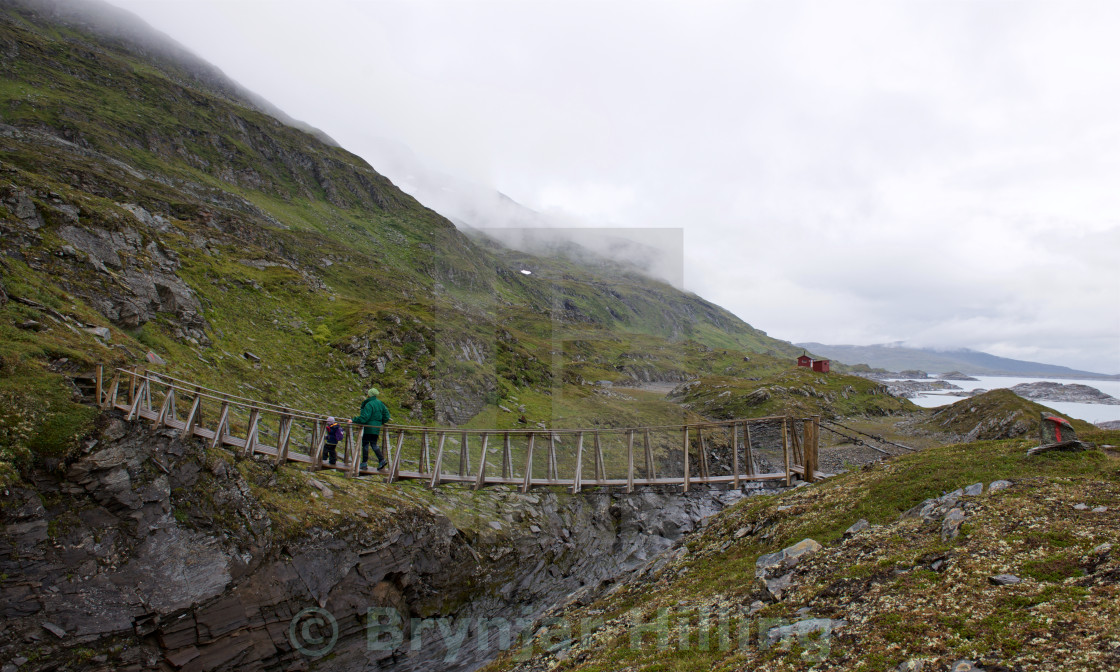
[327,416,336,422]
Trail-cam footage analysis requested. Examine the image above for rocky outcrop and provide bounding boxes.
[1007,381,1120,405]
[0,413,755,672]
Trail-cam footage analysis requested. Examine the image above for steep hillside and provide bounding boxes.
[0,0,800,480]
[484,429,1120,671]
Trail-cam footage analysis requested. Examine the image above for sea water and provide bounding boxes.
[901,375,1120,424]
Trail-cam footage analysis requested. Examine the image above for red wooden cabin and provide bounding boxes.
[812,359,830,373]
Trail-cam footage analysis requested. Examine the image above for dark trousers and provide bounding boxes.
[362,433,384,466]
[324,442,338,465]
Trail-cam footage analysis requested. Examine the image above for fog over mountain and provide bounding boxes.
[98,0,1120,373]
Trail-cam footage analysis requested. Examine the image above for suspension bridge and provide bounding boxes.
[91,366,824,493]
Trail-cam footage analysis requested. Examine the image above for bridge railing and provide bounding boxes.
[96,365,822,491]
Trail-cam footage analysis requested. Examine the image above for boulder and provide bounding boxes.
[844,519,869,537]
[84,326,111,341]
[941,508,966,540]
[765,618,846,645]
[988,480,1011,493]
[755,538,822,579]
[989,574,1021,586]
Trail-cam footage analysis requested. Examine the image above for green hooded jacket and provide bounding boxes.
[352,396,391,436]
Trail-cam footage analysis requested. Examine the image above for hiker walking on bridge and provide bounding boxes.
[350,387,391,470]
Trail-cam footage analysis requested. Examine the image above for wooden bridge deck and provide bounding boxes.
[99,366,823,492]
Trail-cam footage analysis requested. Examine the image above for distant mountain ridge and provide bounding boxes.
[798,342,1117,379]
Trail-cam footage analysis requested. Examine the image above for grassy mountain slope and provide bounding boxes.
[921,389,1097,441]
[0,1,807,482]
[484,429,1120,671]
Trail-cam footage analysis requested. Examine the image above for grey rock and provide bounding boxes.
[1091,542,1112,555]
[489,521,502,530]
[1092,506,1108,513]
[146,350,166,366]
[844,519,869,537]
[1074,503,1089,511]
[941,508,966,540]
[529,525,541,533]
[766,618,846,644]
[988,480,1012,493]
[41,622,66,638]
[896,659,926,672]
[748,600,765,615]
[5,188,44,228]
[949,660,982,672]
[989,574,1021,586]
[764,572,794,600]
[84,326,111,341]
[243,351,261,362]
[963,482,983,496]
[733,526,751,539]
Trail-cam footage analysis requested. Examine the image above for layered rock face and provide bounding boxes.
[0,413,753,671]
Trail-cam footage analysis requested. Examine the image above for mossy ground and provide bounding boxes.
[482,429,1120,671]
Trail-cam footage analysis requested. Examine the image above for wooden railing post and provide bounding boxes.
[127,376,149,421]
[547,433,558,481]
[243,408,261,457]
[154,388,175,429]
[748,421,757,477]
[211,400,231,449]
[389,430,406,483]
[274,413,293,467]
[521,432,536,493]
[593,431,605,483]
[309,420,326,470]
[626,429,635,494]
[142,370,152,412]
[805,417,819,483]
[782,416,791,486]
[571,431,584,494]
[429,432,447,488]
[181,392,202,440]
[644,429,656,480]
[347,425,360,477]
[791,420,804,468]
[95,364,103,408]
[420,431,431,474]
[459,432,470,477]
[682,426,690,493]
[104,370,120,410]
[732,422,740,489]
[501,432,513,479]
[473,433,489,490]
[698,428,710,481]
[127,367,138,406]
[382,430,391,469]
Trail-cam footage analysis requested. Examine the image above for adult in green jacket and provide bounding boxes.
[351,387,391,470]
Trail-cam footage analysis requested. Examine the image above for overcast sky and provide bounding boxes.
[105,0,1119,373]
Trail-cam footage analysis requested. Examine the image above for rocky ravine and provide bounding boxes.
[0,411,760,672]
